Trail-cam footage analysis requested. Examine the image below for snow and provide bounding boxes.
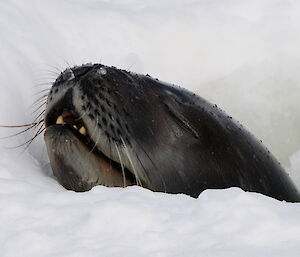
[1,186,300,257]
[1,0,300,256]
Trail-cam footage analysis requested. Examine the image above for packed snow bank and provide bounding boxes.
[1,0,300,256]
[1,159,300,257]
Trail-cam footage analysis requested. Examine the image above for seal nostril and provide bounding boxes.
[72,65,94,78]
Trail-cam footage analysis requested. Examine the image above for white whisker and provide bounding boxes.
[120,136,142,186]
[114,142,126,187]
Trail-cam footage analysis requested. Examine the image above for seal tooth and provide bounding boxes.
[79,126,86,135]
[73,125,78,130]
[56,115,64,125]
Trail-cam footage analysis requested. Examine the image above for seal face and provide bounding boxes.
[44,63,300,202]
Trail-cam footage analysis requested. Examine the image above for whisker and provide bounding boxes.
[33,82,53,88]
[42,64,62,74]
[32,119,45,131]
[0,122,41,128]
[108,133,112,172]
[120,136,142,186]
[34,123,45,135]
[134,153,154,189]
[89,115,101,154]
[103,133,113,179]
[0,123,39,139]
[64,59,72,69]
[114,142,126,187]
[132,139,166,192]
[35,77,57,82]
[38,69,60,76]
[23,126,45,151]
[31,95,48,107]
[6,126,45,149]
[31,101,47,112]
[32,110,45,123]
[32,102,46,114]
[0,118,44,138]
[33,89,50,97]
[75,109,89,121]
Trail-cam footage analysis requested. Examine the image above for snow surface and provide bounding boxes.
[1,0,300,256]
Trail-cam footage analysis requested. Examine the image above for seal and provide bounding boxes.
[44,63,300,202]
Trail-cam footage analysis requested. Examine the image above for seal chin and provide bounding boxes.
[44,124,135,191]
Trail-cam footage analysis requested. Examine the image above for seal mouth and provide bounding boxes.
[44,100,136,191]
[48,109,92,150]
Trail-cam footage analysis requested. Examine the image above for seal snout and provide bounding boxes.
[44,69,139,190]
